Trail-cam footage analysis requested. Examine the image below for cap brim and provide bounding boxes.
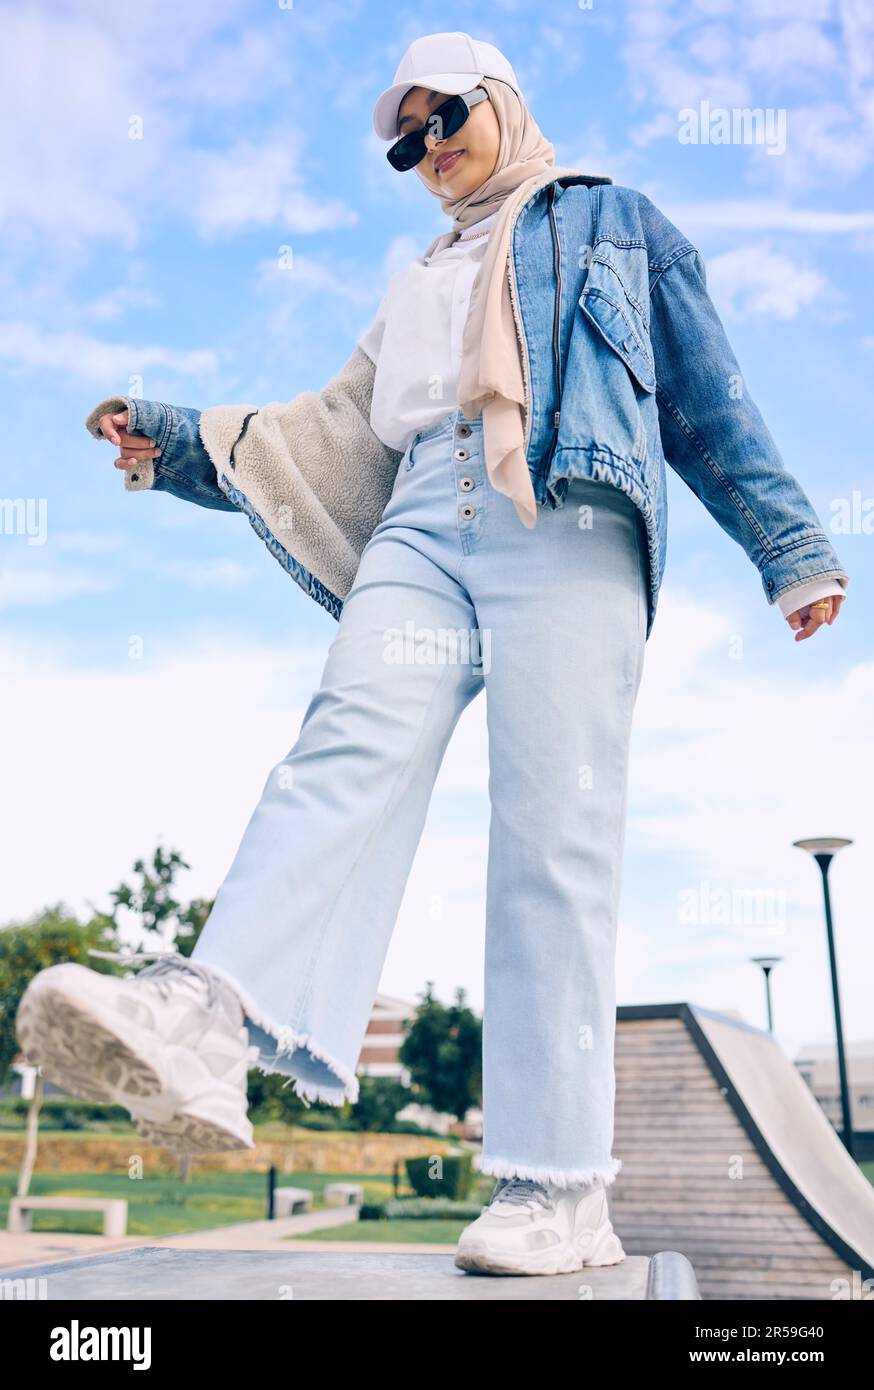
[373,72,485,140]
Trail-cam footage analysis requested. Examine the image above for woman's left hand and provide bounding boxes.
[785,594,844,641]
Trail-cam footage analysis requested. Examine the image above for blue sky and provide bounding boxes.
[2,0,872,1065]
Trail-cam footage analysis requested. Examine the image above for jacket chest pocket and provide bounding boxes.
[565,249,657,469]
[578,253,657,395]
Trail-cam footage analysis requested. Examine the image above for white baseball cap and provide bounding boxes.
[372,31,522,142]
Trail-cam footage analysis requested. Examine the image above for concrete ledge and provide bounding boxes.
[0,1246,700,1300]
[645,1251,701,1300]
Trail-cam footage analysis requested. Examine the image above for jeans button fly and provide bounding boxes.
[454,446,469,461]
[460,503,476,520]
[457,424,472,438]
[459,476,475,491]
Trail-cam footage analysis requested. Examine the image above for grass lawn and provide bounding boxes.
[0,1169,412,1238]
[287,1218,469,1245]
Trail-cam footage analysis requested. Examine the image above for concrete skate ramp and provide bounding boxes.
[613,1004,874,1298]
[695,1006,874,1270]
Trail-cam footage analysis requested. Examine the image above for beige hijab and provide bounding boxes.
[418,77,605,529]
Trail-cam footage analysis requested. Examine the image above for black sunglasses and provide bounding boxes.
[387,87,490,172]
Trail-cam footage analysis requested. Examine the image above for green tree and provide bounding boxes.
[0,904,120,1087]
[246,1069,310,1125]
[398,983,482,1122]
[90,842,213,955]
[350,1075,412,1132]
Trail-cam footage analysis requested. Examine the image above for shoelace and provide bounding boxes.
[88,947,238,1020]
[489,1176,554,1211]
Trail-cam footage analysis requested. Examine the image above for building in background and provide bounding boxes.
[794,1038,874,1156]
[357,993,482,1139]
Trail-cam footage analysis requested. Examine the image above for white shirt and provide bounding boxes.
[356,209,499,453]
[356,210,845,620]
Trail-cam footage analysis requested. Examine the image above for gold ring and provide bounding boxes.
[810,601,831,610]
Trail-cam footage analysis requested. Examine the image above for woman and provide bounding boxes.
[18,32,848,1278]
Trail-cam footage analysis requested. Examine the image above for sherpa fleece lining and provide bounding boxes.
[84,395,155,490]
[85,348,405,599]
[199,346,403,600]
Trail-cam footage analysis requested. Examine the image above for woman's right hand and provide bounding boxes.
[97,410,162,472]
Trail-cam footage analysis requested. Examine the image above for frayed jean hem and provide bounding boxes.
[476,1154,623,1190]
[190,957,359,1109]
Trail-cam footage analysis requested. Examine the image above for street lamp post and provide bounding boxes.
[793,837,855,1159]
[750,956,782,1033]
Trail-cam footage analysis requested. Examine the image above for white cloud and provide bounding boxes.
[704,241,835,319]
[0,6,357,254]
[629,111,683,149]
[615,586,872,1054]
[621,0,874,193]
[0,322,221,385]
[381,234,426,278]
[661,199,874,234]
[0,568,114,609]
[52,531,127,556]
[244,232,432,380]
[87,287,161,323]
[378,827,489,1013]
[253,254,377,309]
[0,630,315,925]
[250,232,425,350]
[182,135,359,239]
[628,588,871,878]
[780,101,873,186]
[566,123,643,184]
[0,627,492,1019]
[740,19,839,84]
[157,558,257,589]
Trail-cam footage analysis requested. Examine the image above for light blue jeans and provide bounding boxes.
[192,406,647,1188]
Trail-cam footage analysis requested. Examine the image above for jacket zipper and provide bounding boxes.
[544,181,563,470]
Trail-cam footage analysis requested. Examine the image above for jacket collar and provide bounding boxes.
[422,169,613,265]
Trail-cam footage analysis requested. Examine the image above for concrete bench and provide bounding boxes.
[8,1196,128,1238]
[324,1183,364,1207]
[273,1187,314,1217]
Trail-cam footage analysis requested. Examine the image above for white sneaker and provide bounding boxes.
[454,1175,626,1276]
[15,950,260,1155]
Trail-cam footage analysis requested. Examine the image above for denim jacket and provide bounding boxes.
[85,176,848,638]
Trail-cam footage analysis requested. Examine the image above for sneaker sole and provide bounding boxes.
[16,982,167,1110]
[17,973,255,1156]
[133,1108,254,1156]
[455,1228,626,1277]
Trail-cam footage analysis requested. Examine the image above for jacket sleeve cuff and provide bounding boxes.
[84,395,162,492]
[774,574,848,618]
[760,542,849,608]
[85,395,133,439]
